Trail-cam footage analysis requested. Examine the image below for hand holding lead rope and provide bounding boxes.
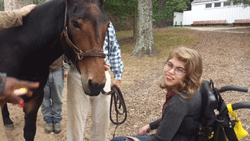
[102,85,127,137]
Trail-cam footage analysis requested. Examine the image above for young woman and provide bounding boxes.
[111,47,203,141]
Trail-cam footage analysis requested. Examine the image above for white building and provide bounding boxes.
[174,0,250,26]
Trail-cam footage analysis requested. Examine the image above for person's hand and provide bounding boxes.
[137,124,151,135]
[126,136,140,141]
[64,71,68,78]
[19,4,37,17]
[2,77,39,106]
[104,62,110,71]
[112,79,121,89]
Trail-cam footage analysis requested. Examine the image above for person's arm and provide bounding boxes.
[0,4,36,30]
[63,60,70,78]
[148,96,188,141]
[136,118,161,136]
[0,73,7,96]
[0,11,22,30]
[62,55,70,78]
[104,22,124,88]
[149,119,161,130]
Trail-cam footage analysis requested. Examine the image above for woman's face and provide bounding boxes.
[164,56,187,88]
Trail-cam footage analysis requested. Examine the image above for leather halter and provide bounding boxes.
[60,2,106,60]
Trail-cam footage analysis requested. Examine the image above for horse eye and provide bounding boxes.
[72,21,81,29]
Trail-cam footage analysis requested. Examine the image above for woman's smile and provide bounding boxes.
[166,75,174,82]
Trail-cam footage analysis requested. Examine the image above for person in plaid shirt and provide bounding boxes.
[103,22,124,87]
[67,22,124,141]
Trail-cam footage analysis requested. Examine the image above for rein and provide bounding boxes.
[102,85,127,137]
[60,1,106,60]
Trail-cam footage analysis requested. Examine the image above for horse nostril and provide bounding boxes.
[88,79,94,89]
[88,79,105,94]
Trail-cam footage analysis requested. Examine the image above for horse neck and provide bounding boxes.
[27,0,66,32]
[23,0,66,65]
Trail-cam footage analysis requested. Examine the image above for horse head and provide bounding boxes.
[62,0,109,96]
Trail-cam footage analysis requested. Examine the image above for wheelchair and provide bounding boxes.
[197,80,249,141]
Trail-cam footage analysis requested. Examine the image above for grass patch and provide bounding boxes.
[169,26,190,30]
[116,30,133,37]
[116,28,199,56]
[154,32,197,56]
[116,30,135,53]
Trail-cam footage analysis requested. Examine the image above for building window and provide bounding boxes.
[214,2,221,7]
[224,2,231,6]
[206,3,212,8]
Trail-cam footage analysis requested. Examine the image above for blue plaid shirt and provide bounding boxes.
[103,22,124,80]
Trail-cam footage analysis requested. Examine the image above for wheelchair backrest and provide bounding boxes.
[200,80,218,124]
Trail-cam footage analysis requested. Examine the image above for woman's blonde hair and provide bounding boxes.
[159,47,203,99]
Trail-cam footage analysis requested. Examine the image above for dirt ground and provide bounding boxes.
[2,26,250,141]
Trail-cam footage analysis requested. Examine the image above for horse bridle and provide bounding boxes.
[60,2,106,60]
[60,3,127,136]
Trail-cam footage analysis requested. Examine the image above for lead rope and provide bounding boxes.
[102,85,127,138]
[105,24,126,138]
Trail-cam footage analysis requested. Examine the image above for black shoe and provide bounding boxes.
[53,122,62,134]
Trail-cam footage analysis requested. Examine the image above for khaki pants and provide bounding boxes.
[67,66,111,141]
[0,109,8,141]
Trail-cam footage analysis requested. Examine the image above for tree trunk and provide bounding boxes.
[4,0,33,11]
[132,0,159,57]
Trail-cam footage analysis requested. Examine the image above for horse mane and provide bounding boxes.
[68,0,103,7]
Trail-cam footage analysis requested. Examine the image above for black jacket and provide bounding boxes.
[149,91,202,141]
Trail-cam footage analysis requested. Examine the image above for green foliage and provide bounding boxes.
[0,0,4,11]
[103,0,137,21]
[104,0,191,23]
[229,0,250,5]
[153,0,190,22]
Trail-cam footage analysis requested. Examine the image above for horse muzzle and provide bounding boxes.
[81,79,105,96]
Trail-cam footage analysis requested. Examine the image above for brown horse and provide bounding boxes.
[0,0,109,140]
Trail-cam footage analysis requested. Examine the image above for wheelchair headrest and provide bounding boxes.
[200,80,218,119]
